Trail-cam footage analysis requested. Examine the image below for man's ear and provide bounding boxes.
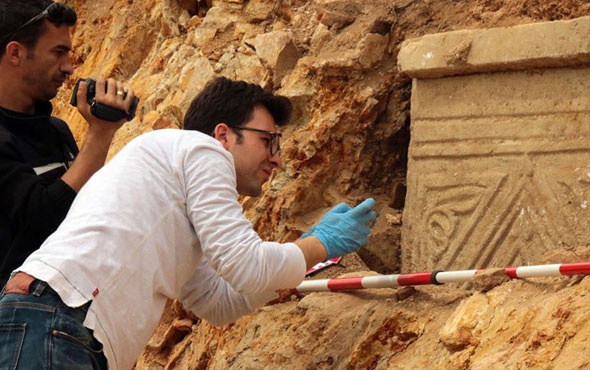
[213,123,233,150]
[4,41,26,66]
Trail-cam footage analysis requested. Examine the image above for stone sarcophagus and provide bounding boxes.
[398,17,590,272]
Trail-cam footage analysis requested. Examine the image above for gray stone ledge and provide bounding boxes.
[398,16,590,79]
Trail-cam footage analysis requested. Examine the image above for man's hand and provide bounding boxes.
[75,77,135,129]
[302,198,377,259]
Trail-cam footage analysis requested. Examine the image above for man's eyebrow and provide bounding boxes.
[53,44,72,52]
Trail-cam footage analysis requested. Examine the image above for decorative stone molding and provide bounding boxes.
[398,16,590,79]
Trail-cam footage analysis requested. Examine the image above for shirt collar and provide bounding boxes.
[0,100,54,120]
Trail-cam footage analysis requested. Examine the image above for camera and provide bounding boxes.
[70,78,139,122]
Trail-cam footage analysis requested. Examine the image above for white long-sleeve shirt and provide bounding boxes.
[18,129,306,369]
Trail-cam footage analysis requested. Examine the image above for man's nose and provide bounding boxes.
[270,152,281,169]
[61,56,73,75]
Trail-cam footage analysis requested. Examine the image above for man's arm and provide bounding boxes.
[293,236,327,270]
[180,258,278,327]
[61,78,135,192]
[184,144,307,296]
[60,123,116,192]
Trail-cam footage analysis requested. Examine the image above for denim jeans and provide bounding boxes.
[0,279,107,370]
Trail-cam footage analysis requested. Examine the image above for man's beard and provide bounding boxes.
[24,72,64,101]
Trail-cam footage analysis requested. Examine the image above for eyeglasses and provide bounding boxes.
[230,126,282,156]
[0,3,76,44]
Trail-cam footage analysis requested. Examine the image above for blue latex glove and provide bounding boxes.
[302,198,378,259]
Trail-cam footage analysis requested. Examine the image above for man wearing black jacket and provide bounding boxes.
[0,0,136,286]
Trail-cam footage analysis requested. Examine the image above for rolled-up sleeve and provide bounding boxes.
[180,144,306,296]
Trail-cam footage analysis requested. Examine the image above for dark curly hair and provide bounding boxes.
[183,77,292,137]
[0,1,77,59]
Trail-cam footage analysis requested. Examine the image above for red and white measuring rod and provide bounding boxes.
[289,261,590,293]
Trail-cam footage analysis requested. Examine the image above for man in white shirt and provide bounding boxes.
[0,77,377,369]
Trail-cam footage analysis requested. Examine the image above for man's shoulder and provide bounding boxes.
[0,115,19,157]
[0,114,78,160]
[128,129,230,162]
[0,112,13,134]
[135,129,219,147]
[48,116,72,134]
[0,112,71,138]
[48,116,79,155]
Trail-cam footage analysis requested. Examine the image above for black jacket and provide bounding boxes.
[0,101,78,285]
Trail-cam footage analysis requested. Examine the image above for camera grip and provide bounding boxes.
[90,101,128,122]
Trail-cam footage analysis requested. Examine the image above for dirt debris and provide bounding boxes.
[470,268,512,293]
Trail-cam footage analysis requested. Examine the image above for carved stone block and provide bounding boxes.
[398,19,590,272]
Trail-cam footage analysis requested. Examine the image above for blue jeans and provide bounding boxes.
[0,279,107,370]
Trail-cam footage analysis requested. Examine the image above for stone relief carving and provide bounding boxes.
[407,154,590,271]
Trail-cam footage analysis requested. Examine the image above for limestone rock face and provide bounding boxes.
[50,0,590,368]
[136,275,590,369]
[252,30,299,87]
